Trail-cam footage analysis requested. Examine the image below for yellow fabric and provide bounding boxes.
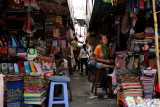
[71,40,77,50]
[30,61,37,72]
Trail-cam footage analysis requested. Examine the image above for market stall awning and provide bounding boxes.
[88,0,126,31]
[38,0,74,30]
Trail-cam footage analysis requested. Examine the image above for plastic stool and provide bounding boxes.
[48,81,69,107]
[91,68,101,95]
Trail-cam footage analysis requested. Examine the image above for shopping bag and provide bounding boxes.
[115,56,127,69]
[8,63,14,74]
[18,61,25,73]
[14,63,19,74]
[30,61,37,72]
[24,61,31,75]
[1,63,8,74]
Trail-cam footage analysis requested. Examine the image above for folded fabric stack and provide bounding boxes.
[117,74,142,106]
[3,74,24,107]
[125,96,160,107]
[134,32,145,40]
[120,82,143,97]
[23,76,47,105]
[140,74,155,98]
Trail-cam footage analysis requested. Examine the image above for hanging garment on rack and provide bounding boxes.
[115,55,127,69]
[122,11,130,34]
[139,0,144,9]
[0,74,3,107]
[56,29,60,38]
[127,57,135,69]
[23,10,36,34]
[53,28,56,37]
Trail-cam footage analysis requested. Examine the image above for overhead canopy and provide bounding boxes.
[38,0,74,30]
[88,0,126,31]
[38,0,69,15]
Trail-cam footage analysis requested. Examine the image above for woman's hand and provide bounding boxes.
[105,59,114,64]
[105,60,110,64]
[110,59,115,63]
[108,65,115,69]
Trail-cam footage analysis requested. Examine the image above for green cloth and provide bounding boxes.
[100,43,110,59]
[103,0,111,2]
[56,29,59,38]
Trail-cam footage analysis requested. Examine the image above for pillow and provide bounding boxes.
[48,76,71,82]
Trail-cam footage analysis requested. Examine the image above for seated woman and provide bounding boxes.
[90,34,114,98]
[54,53,69,76]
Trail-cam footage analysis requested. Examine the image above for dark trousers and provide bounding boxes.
[100,68,110,88]
[74,57,80,70]
[73,50,80,70]
[89,61,110,87]
[81,58,88,75]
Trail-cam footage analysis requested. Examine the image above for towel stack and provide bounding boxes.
[23,76,47,105]
[117,74,143,106]
[140,74,155,98]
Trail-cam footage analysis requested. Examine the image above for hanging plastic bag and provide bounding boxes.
[23,7,36,34]
[121,11,130,34]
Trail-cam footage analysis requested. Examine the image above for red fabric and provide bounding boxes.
[155,81,160,93]
[18,61,25,73]
[28,12,30,32]
[144,55,148,63]
[139,0,144,9]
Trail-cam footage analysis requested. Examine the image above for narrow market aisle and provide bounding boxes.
[69,71,118,107]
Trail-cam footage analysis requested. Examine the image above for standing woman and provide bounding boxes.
[79,44,88,75]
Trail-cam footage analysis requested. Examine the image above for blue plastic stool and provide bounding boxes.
[48,81,69,107]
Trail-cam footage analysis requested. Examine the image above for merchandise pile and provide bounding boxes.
[140,70,156,98]
[117,74,143,106]
[23,76,47,105]
[119,74,143,97]
[125,96,160,107]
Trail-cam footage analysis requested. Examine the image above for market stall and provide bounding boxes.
[0,0,74,107]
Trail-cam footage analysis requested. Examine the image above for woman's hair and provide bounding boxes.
[54,52,63,59]
[99,34,110,44]
[99,34,109,40]
[83,44,86,51]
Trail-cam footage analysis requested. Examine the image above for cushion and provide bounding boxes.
[48,76,71,82]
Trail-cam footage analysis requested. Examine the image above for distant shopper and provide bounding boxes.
[76,47,81,71]
[71,37,78,70]
[79,44,88,75]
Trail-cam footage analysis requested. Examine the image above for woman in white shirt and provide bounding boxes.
[79,44,88,75]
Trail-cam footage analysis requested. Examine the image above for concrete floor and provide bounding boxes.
[68,71,118,107]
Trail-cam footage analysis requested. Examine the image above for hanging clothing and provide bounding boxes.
[23,10,36,34]
[0,74,3,107]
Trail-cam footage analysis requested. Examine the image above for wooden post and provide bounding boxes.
[152,0,160,90]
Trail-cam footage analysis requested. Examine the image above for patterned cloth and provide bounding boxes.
[24,76,47,105]
[7,80,23,107]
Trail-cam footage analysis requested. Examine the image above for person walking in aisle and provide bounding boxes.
[79,44,88,75]
[71,37,78,71]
